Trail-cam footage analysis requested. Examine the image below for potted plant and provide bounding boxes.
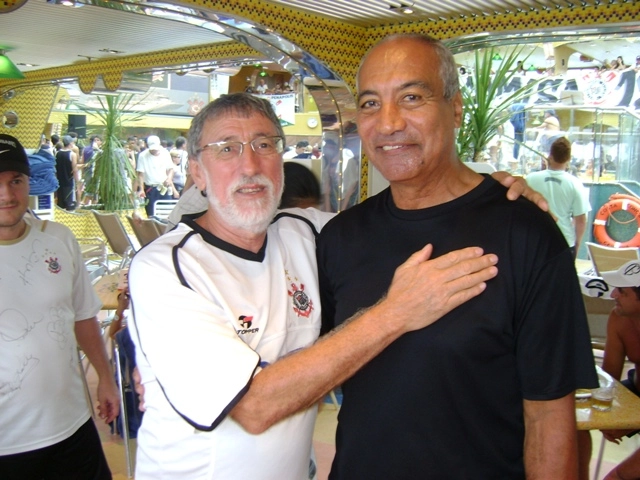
[78,94,144,211]
[456,46,541,163]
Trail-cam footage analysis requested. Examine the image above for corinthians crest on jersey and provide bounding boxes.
[286,270,314,318]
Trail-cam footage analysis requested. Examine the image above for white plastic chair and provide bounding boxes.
[152,200,179,220]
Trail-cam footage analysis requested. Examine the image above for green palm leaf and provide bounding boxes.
[457,46,542,163]
[75,94,150,210]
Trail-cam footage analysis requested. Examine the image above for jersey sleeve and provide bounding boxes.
[129,242,260,430]
[46,221,101,320]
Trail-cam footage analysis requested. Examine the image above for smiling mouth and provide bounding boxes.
[236,185,265,194]
[381,145,404,151]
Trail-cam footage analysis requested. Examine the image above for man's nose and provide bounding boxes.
[238,144,261,175]
[377,102,406,135]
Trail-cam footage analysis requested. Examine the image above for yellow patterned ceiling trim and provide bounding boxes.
[178,0,368,89]
[0,85,58,149]
[366,3,640,45]
[0,42,258,92]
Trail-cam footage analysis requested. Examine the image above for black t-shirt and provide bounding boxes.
[55,150,74,187]
[317,176,598,479]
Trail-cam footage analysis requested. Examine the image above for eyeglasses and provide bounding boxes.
[197,136,284,160]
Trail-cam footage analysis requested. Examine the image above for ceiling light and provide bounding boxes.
[99,49,124,54]
[46,0,80,6]
[0,51,25,79]
[389,3,414,14]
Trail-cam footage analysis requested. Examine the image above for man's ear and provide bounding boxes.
[452,91,463,129]
[189,160,207,191]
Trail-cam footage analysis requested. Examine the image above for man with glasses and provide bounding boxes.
[128,93,501,479]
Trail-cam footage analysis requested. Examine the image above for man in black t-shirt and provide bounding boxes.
[317,33,598,480]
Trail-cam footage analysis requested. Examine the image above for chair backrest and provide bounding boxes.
[127,215,162,247]
[586,241,640,276]
[153,200,179,220]
[92,210,136,257]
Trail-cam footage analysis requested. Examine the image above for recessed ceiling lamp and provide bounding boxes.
[0,51,25,79]
[46,0,82,7]
[389,2,414,14]
[99,49,125,54]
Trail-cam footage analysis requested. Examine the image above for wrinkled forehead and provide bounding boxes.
[357,38,437,90]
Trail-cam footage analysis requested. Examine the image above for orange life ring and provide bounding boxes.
[593,195,640,247]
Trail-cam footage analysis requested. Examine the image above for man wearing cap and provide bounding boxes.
[537,113,562,162]
[0,134,119,479]
[578,259,640,479]
[135,135,174,217]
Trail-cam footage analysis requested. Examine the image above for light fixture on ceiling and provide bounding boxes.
[0,51,25,79]
[46,0,83,7]
[99,49,125,55]
[389,3,414,14]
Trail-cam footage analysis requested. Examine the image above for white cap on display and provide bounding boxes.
[601,260,640,288]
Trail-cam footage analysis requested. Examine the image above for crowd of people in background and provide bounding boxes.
[45,133,190,213]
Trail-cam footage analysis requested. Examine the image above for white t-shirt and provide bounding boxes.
[0,218,101,455]
[129,208,333,479]
[526,169,591,246]
[136,148,174,186]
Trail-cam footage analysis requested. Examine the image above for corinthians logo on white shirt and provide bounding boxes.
[287,281,313,318]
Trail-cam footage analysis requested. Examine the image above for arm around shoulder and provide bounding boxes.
[231,245,498,434]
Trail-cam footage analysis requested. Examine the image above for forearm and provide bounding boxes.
[231,301,406,433]
[233,244,497,434]
[75,317,113,381]
[524,394,578,479]
[134,173,144,194]
[574,215,587,250]
[606,449,640,479]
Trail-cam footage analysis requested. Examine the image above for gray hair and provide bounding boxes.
[359,33,460,101]
[187,92,285,160]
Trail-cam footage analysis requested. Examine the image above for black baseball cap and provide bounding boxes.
[0,134,30,176]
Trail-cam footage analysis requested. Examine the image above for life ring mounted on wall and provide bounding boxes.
[593,194,640,248]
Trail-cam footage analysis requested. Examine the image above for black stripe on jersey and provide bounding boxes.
[271,211,321,238]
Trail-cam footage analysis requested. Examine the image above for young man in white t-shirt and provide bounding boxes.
[0,134,120,479]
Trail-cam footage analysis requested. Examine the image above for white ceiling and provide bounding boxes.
[0,0,637,75]
[0,0,228,73]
